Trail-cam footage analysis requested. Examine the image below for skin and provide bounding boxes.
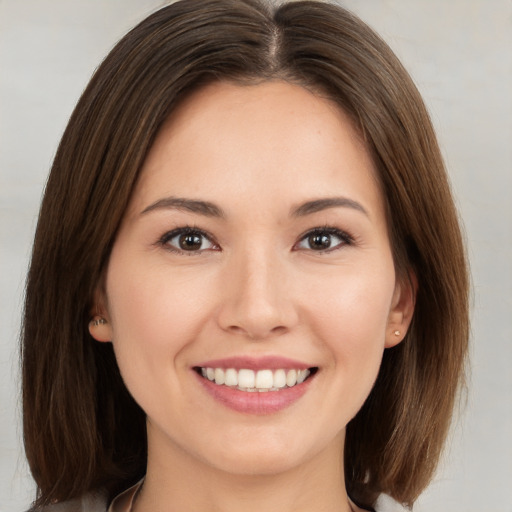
[90,81,414,512]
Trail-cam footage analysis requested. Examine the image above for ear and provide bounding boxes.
[88,287,113,343]
[385,270,417,348]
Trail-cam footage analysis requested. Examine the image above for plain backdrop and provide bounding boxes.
[1,1,511,511]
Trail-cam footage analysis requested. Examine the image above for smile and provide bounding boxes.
[197,367,315,392]
[193,357,318,414]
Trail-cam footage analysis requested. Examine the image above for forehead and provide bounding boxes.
[130,80,384,220]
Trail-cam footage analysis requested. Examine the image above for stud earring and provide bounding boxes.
[91,316,107,327]
[394,330,401,337]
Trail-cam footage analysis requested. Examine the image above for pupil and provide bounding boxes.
[309,234,331,249]
[179,233,202,250]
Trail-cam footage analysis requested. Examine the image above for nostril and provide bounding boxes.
[223,323,288,341]
[270,325,287,334]
[226,325,245,334]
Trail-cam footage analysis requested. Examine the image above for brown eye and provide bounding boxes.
[307,233,332,250]
[178,233,203,251]
[161,228,217,253]
[295,227,352,252]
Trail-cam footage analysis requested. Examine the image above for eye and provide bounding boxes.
[159,227,218,254]
[295,227,352,252]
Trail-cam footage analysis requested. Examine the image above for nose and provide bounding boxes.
[216,248,299,340]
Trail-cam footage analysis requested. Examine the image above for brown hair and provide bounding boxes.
[22,0,469,509]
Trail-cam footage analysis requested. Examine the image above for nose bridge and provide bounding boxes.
[217,244,297,339]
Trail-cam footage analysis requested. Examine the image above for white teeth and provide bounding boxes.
[273,369,287,388]
[214,368,225,385]
[286,369,297,387]
[297,369,311,384]
[201,367,313,391]
[238,369,255,388]
[224,368,238,386]
[255,369,273,389]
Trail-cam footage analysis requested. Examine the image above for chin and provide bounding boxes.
[196,428,337,478]
[206,450,305,477]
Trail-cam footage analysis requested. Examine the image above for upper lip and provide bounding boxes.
[194,355,314,371]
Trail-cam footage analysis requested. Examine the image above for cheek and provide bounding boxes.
[104,252,214,387]
[308,267,394,340]
[302,262,395,388]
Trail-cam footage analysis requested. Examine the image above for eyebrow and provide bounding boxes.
[291,197,368,217]
[141,197,225,218]
[140,195,367,219]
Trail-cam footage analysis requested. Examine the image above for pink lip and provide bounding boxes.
[195,355,312,371]
[195,371,313,415]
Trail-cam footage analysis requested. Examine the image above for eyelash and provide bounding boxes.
[157,226,219,255]
[157,225,354,255]
[294,226,354,253]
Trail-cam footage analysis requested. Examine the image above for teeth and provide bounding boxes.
[273,369,287,388]
[286,369,297,387]
[214,368,225,385]
[255,369,273,389]
[201,367,313,391]
[224,368,238,386]
[238,369,255,388]
[297,369,311,384]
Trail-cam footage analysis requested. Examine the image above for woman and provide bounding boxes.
[22,1,469,511]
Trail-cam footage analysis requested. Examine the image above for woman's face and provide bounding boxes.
[92,81,412,476]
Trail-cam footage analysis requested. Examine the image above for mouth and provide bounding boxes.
[194,366,318,392]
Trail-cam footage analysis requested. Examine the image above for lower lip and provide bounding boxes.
[195,372,313,415]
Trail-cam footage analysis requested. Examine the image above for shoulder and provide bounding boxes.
[39,492,107,512]
[374,494,411,512]
[38,489,408,512]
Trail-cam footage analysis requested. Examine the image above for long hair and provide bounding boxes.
[22,0,469,509]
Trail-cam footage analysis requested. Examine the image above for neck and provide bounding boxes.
[134,429,355,512]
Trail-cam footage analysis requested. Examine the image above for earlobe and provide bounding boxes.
[385,271,417,348]
[89,288,113,342]
[88,315,113,342]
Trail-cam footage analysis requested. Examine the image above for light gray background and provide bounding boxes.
[1,1,511,511]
